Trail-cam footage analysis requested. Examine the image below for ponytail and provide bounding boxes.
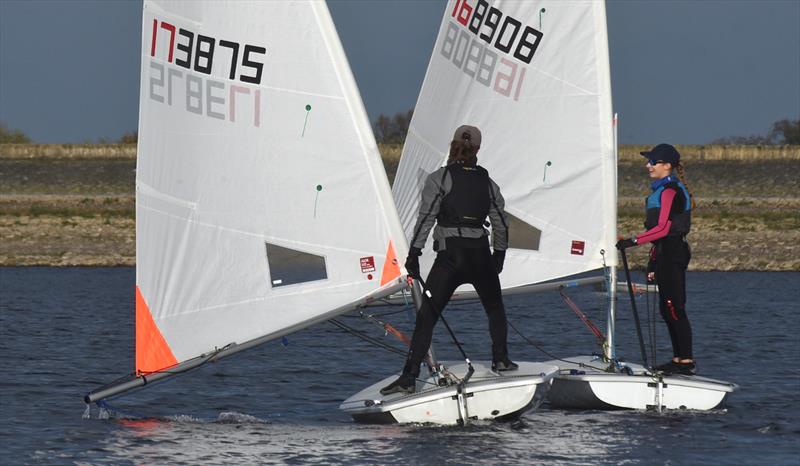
[674,163,696,209]
[447,139,479,165]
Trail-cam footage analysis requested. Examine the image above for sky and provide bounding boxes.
[0,0,798,145]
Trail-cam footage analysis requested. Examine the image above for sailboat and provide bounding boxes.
[373,0,736,412]
[545,115,738,411]
[86,0,411,405]
[85,0,553,426]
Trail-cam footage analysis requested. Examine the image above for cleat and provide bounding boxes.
[492,358,519,372]
[379,374,416,395]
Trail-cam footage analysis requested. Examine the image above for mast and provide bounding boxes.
[606,265,617,361]
[605,113,620,362]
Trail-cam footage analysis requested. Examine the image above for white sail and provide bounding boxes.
[135,0,407,374]
[393,0,616,290]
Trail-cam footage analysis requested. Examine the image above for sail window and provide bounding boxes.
[265,243,327,287]
[506,213,541,251]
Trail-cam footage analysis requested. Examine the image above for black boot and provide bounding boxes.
[666,361,696,376]
[492,357,519,372]
[380,358,419,396]
[379,373,416,395]
[655,360,678,372]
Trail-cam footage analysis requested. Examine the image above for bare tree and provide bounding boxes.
[769,119,800,144]
[374,114,393,143]
[119,131,138,144]
[712,118,799,145]
[373,109,413,144]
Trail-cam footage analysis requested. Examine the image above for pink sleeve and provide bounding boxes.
[636,188,676,244]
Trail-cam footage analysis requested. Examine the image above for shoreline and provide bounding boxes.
[1,144,797,270]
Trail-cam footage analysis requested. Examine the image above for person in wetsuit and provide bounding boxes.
[616,143,696,376]
[380,125,516,395]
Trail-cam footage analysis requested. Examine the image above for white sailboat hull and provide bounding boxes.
[547,356,738,411]
[340,361,558,425]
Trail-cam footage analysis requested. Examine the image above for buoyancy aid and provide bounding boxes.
[644,175,692,236]
[437,164,491,229]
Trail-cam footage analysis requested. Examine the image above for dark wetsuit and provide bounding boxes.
[635,175,693,360]
[402,162,509,376]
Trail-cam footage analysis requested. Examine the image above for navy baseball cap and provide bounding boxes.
[640,143,680,165]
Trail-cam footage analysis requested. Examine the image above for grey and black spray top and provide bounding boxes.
[409,163,508,252]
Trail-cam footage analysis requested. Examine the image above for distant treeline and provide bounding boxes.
[0,121,138,145]
[712,118,800,145]
[368,113,800,146]
[0,122,32,144]
[2,116,797,146]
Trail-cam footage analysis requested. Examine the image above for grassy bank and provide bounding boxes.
[0,144,137,160]
[1,144,798,270]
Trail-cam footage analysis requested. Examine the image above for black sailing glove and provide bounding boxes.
[493,250,506,274]
[615,237,637,250]
[405,247,422,279]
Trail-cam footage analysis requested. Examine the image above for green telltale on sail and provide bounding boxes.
[302,104,313,137]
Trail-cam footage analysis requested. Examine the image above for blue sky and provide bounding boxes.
[1,0,798,144]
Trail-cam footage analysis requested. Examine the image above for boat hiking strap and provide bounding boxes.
[558,286,605,347]
[619,248,651,369]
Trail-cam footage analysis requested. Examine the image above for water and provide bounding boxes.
[1,268,798,464]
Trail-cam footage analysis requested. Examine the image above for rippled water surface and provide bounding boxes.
[1,268,798,464]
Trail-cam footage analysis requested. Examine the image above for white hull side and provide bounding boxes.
[340,361,558,425]
[547,356,738,411]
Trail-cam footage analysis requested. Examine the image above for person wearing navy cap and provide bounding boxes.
[616,143,697,375]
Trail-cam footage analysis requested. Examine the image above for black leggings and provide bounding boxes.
[654,238,692,359]
[403,246,508,376]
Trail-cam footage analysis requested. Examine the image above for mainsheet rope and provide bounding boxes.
[334,283,613,375]
[646,282,658,365]
[619,248,651,368]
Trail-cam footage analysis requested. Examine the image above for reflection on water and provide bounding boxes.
[85,407,720,464]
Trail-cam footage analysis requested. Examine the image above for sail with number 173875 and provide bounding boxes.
[86,0,409,403]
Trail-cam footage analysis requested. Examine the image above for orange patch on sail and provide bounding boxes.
[380,240,402,286]
[135,286,178,375]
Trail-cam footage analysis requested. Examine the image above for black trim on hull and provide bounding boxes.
[351,411,398,424]
[548,377,733,411]
[547,378,623,410]
[712,393,729,410]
